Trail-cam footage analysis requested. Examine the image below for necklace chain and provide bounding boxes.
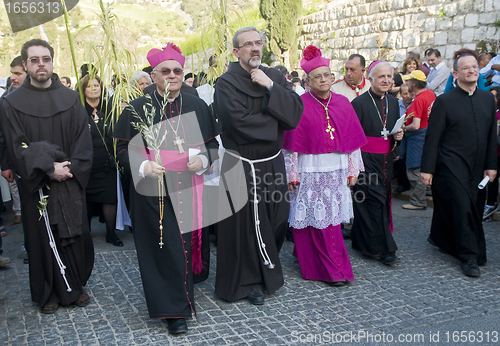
[309,91,335,140]
[368,91,390,140]
[154,91,183,134]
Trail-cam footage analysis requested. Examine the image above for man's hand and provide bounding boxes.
[347,177,357,187]
[144,160,164,178]
[491,64,500,72]
[1,169,14,183]
[50,161,73,182]
[250,68,273,89]
[187,156,203,172]
[420,172,433,185]
[484,169,497,182]
[393,128,404,141]
[288,182,299,191]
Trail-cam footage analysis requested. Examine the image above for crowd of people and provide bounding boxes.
[0,30,498,336]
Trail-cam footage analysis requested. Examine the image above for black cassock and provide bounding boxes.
[114,91,219,319]
[421,87,497,264]
[213,62,303,301]
[1,75,94,307]
[350,89,399,256]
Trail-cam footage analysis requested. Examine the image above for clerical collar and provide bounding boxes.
[369,88,386,100]
[456,84,476,97]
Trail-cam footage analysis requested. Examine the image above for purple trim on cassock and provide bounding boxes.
[361,136,393,154]
[283,91,367,154]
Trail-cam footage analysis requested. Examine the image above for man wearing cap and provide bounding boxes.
[113,43,220,334]
[283,45,366,286]
[350,61,404,265]
[401,70,435,210]
[331,54,371,102]
[213,27,303,305]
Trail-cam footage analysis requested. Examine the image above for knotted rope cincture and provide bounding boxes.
[225,150,282,269]
[39,189,72,292]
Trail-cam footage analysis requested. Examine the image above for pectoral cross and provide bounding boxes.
[173,135,185,154]
[381,127,389,140]
[325,123,335,140]
[159,239,164,248]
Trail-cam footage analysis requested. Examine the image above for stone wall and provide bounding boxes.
[298,0,500,74]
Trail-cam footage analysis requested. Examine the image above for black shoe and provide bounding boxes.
[327,280,346,287]
[106,233,124,247]
[461,260,480,277]
[23,253,29,264]
[427,237,437,247]
[379,254,400,265]
[247,290,265,305]
[166,318,188,335]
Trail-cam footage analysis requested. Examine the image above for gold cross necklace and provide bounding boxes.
[309,91,335,140]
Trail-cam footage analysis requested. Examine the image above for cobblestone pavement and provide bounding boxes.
[1,196,500,345]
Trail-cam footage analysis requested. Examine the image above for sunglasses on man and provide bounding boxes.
[154,68,183,76]
[28,56,52,64]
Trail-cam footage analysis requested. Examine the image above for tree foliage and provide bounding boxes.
[259,0,302,65]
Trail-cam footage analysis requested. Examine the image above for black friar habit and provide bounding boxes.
[213,62,303,302]
[0,75,94,307]
[421,86,497,264]
[350,89,399,256]
[113,90,219,319]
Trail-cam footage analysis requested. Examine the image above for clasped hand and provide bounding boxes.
[50,161,73,182]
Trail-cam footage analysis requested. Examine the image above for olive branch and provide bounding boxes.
[129,81,170,166]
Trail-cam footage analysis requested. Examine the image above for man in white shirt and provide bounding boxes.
[426,49,450,96]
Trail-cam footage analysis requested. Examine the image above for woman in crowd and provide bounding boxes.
[131,71,152,92]
[80,75,122,246]
[402,57,419,75]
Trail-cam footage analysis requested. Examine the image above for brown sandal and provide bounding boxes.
[41,302,59,314]
[74,291,91,307]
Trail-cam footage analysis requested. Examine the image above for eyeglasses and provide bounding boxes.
[310,72,332,81]
[236,40,263,49]
[28,56,52,64]
[460,65,479,72]
[154,68,184,76]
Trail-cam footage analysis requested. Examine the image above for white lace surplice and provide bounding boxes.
[283,149,364,229]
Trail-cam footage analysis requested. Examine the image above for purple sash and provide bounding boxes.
[361,136,393,154]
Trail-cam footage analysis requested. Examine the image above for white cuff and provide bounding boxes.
[139,160,148,178]
[196,155,209,175]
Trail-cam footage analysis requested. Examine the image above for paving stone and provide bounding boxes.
[3,197,500,344]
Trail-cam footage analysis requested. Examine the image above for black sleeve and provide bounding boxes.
[421,97,446,174]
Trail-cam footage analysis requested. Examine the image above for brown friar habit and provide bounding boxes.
[421,86,497,264]
[350,89,399,256]
[113,91,219,319]
[213,62,303,301]
[0,75,94,307]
